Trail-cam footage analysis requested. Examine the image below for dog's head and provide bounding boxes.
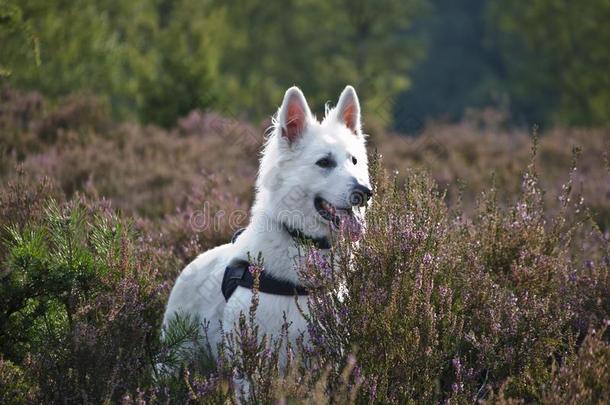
[255,86,371,241]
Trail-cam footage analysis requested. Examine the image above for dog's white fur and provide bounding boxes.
[162,85,370,358]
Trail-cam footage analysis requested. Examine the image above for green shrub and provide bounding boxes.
[0,358,37,404]
[0,198,170,402]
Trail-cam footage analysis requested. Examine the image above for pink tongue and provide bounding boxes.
[336,210,363,241]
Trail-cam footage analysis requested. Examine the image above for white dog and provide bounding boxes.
[162,85,371,363]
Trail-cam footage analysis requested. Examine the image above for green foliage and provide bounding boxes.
[3,0,610,127]
[489,0,610,126]
[0,197,168,402]
[396,0,507,133]
[159,312,211,371]
[0,358,37,404]
[396,0,610,130]
[1,0,129,104]
[215,0,423,123]
[1,202,114,359]
[0,0,423,126]
[0,0,221,125]
[0,1,40,76]
[137,0,224,127]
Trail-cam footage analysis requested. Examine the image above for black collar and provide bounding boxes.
[283,223,331,250]
[230,225,331,250]
[222,259,308,301]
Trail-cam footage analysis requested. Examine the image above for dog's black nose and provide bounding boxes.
[350,184,373,206]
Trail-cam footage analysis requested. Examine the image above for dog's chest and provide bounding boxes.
[222,287,309,340]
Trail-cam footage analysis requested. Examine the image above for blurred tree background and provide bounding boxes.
[1,0,609,129]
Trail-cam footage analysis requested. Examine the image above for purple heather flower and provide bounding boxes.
[452,357,462,374]
[248,264,263,275]
[423,252,433,266]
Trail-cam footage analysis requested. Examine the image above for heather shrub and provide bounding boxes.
[0,86,43,135]
[152,173,250,267]
[0,92,608,402]
[0,88,110,161]
[0,198,170,402]
[2,90,607,226]
[373,122,610,229]
[33,92,110,142]
[15,115,258,219]
[165,153,604,403]
[1,89,260,221]
[0,86,44,165]
[542,324,610,404]
[299,164,468,403]
[0,157,607,403]
[0,170,61,261]
[297,154,607,403]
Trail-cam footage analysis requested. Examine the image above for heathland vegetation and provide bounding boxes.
[1,0,609,403]
[0,87,608,403]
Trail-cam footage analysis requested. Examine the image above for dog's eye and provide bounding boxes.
[316,157,335,168]
[352,156,358,165]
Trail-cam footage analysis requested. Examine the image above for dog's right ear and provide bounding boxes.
[278,86,311,146]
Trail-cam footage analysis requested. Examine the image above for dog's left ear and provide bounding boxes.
[336,85,361,135]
